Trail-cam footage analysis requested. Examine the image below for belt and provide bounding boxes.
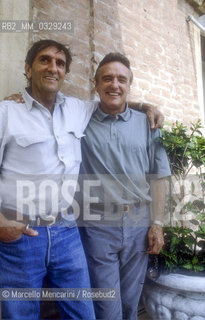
[90,201,142,213]
[2,208,72,227]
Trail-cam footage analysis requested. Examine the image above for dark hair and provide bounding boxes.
[25,39,72,73]
[95,52,133,83]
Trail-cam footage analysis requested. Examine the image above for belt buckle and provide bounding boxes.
[35,216,56,227]
[47,215,56,226]
[123,204,130,213]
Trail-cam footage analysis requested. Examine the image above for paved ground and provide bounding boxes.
[40,300,152,319]
[138,302,152,320]
[138,311,152,320]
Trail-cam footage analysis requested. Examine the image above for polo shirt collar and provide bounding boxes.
[94,103,131,122]
[23,88,66,111]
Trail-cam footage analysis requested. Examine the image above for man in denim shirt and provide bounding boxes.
[0,39,97,320]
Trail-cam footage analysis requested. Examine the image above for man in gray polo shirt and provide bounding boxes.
[79,53,171,320]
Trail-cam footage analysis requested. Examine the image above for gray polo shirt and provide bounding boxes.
[80,105,171,205]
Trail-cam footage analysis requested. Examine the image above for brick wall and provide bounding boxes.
[31,0,204,123]
[32,0,92,99]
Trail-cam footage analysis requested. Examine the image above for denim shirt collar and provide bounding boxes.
[23,88,66,111]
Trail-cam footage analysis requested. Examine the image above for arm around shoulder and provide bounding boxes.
[128,101,164,129]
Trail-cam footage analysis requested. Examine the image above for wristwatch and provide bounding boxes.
[152,220,163,227]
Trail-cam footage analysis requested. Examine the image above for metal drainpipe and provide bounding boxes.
[186,15,205,36]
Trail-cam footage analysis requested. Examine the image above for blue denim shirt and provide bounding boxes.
[0,90,97,217]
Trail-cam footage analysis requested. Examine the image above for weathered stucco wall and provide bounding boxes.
[0,0,32,99]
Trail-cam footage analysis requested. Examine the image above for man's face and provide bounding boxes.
[95,61,131,115]
[25,46,66,97]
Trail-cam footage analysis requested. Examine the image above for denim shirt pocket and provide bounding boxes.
[15,135,48,147]
[66,131,85,164]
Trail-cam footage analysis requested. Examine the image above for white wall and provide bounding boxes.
[0,0,31,99]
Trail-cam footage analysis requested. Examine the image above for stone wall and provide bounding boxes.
[1,0,204,124]
[0,0,32,99]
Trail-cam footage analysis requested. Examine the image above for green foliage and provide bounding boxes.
[159,226,205,273]
[160,119,205,179]
[158,120,205,273]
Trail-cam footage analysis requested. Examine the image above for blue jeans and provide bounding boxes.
[79,206,150,320]
[0,219,95,320]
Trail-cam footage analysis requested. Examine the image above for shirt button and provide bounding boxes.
[48,117,51,120]
[61,156,64,160]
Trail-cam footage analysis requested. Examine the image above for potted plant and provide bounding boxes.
[142,120,205,320]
